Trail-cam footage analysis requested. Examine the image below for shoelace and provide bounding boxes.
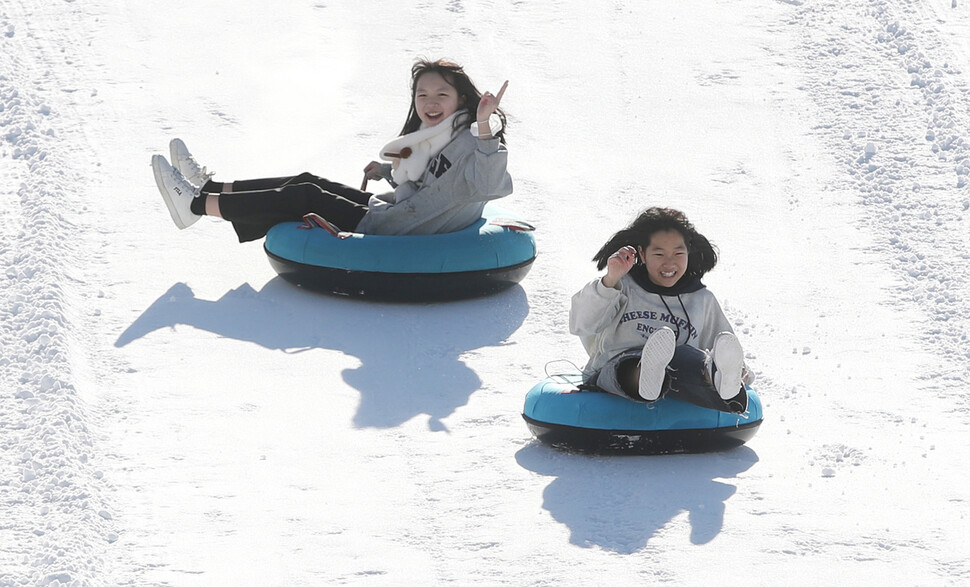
[179,156,214,184]
[191,164,214,184]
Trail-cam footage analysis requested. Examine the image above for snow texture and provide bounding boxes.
[1,0,969,585]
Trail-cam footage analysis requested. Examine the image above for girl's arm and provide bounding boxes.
[363,161,396,186]
[570,246,637,335]
[569,278,627,337]
[458,137,512,201]
[453,80,512,200]
[475,81,508,139]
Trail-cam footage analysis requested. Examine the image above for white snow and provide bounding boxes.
[2,0,969,584]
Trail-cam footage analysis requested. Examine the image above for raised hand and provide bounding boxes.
[477,80,509,123]
[602,245,637,288]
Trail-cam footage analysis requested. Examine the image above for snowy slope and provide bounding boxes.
[1,0,969,585]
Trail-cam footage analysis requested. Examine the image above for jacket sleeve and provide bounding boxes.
[457,136,512,203]
[569,278,626,336]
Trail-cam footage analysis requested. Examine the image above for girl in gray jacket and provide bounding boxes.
[150,59,512,242]
[569,207,751,413]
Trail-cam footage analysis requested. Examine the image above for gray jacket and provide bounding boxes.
[355,130,512,235]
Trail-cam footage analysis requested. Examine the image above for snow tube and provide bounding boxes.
[264,204,536,301]
[522,372,763,455]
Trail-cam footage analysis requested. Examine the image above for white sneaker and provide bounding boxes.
[152,154,201,229]
[638,327,676,401]
[169,138,214,187]
[711,332,744,400]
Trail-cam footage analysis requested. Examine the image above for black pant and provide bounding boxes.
[204,172,370,243]
[614,345,748,413]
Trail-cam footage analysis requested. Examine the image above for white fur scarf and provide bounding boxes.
[379,112,501,185]
[379,112,463,185]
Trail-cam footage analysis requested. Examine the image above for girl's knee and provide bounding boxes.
[293,171,319,182]
[616,358,640,397]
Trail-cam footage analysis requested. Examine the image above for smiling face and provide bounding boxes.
[413,71,464,127]
[637,229,689,288]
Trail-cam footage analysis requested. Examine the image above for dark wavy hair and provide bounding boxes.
[593,207,718,280]
[400,58,507,144]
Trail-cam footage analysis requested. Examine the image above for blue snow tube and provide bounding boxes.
[264,203,536,301]
[523,372,763,455]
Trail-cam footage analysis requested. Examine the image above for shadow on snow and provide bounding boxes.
[115,278,529,431]
[515,443,759,552]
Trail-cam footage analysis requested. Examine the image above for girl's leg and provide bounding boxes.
[711,333,745,400]
[203,172,371,205]
[208,182,368,243]
[614,357,642,400]
[296,173,372,205]
[637,327,676,401]
[205,196,223,218]
[588,329,676,402]
[666,345,747,413]
[586,349,645,401]
[201,176,297,194]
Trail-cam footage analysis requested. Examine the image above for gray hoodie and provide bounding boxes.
[355,130,512,235]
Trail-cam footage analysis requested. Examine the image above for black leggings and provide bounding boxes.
[203,172,370,243]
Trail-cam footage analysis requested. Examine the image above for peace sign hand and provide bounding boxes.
[477,80,509,123]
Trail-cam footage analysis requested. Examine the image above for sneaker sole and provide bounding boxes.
[152,155,193,230]
[712,333,744,400]
[638,328,676,401]
[169,139,182,176]
[169,138,191,179]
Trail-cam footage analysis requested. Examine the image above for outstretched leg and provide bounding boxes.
[204,172,371,205]
[666,343,747,413]
[211,182,368,243]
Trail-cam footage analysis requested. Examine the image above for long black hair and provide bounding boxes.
[593,207,718,281]
[400,58,507,144]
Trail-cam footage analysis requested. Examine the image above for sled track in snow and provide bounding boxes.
[0,2,114,584]
[792,0,970,391]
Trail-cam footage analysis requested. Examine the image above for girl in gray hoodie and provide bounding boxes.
[151,59,512,242]
[569,207,752,413]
